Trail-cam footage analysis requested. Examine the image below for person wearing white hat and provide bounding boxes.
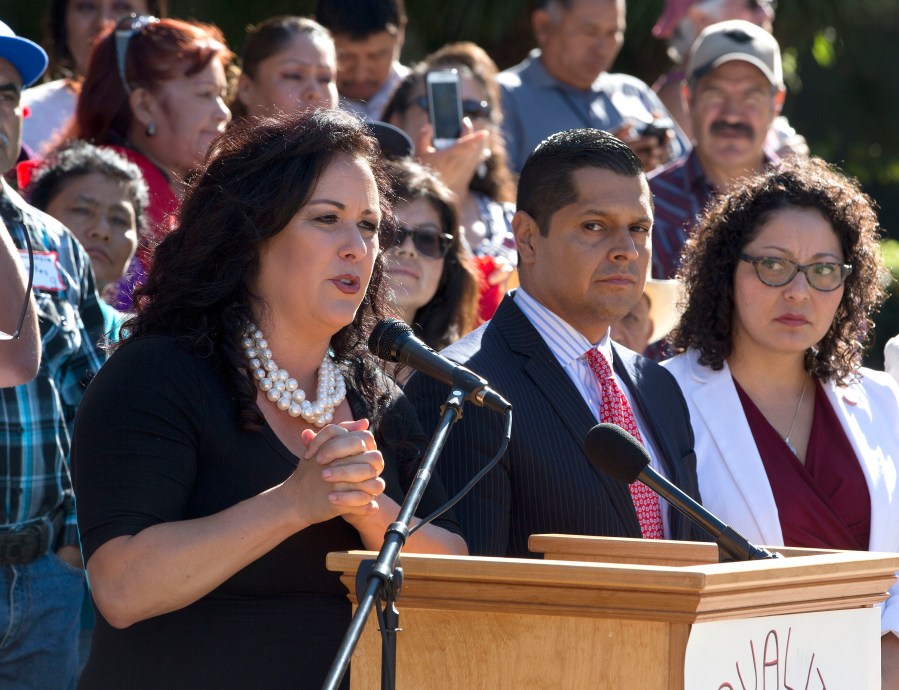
[0,17,107,690]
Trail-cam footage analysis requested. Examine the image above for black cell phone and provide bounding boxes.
[641,118,675,144]
[426,69,463,150]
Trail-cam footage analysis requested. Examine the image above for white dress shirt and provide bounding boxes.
[514,288,671,536]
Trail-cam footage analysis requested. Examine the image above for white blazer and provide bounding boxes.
[663,350,899,634]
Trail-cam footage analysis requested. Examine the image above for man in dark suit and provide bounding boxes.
[403,128,709,557]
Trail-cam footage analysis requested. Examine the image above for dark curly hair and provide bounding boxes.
[385,158,479,350]
[122,109,396,427]
[671,156,887,385]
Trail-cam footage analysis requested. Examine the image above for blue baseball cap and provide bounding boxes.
[0,20,49,87]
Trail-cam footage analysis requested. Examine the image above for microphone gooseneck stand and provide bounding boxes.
[322,376,502,690]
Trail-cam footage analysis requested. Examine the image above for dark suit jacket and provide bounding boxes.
[402,294,711,557]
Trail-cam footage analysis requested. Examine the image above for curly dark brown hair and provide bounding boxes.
[122,109,396,428]
[670,157,887,385]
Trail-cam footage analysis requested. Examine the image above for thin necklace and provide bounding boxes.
[783,372,811,456]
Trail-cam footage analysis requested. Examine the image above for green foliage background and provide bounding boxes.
[5,0,899,363]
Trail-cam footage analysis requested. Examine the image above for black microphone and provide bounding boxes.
[584,423,780,562]
[369,319,512,413]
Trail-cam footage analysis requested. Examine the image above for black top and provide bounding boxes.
[72,335,460,690]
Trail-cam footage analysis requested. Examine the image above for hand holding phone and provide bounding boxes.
[426,69,463,150]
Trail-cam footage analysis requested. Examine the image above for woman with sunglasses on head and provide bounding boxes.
[382,42,517,321]
[22,0,166,155]
[660,157,899,684]
[70,110,465,690]
[383,158,479,355]
[66,15,232,311]
[232,16,338,120]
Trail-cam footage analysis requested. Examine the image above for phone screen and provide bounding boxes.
[429,80,462,142]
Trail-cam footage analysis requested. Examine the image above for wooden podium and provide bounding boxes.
[326,536,899,689]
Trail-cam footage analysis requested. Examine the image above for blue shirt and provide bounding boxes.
[0,180,106,545]
[498,50,687,172]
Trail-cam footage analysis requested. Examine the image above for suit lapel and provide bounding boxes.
[612,346,687,536]
[495,298,641,536]
[824,378,892,552]
[688,356,783,543]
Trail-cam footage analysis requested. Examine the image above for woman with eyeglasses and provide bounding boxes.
[22,0,166,155]
[660,157,899,682]
[383,158,479,353]
[232,16,338,120]
[382,42,517,321]
[66,16,232,311]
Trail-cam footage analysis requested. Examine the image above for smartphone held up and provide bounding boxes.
[426,69,463,150]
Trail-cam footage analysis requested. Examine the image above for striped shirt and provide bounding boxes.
[648,150,714,280]
[1,180,106,546]
[649,149,779,279]
[513,288,671,536]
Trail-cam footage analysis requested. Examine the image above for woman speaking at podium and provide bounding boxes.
[71,110,465,689]
[662,157,899,685]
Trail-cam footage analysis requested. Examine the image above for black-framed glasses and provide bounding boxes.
[739,253,852,292]
[411,95,493,121]
[390,225,453,259]
[115,14,159,95]
[0,228,34,341]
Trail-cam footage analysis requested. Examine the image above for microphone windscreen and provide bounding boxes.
[584,423,651,484]
[368,319,412,361]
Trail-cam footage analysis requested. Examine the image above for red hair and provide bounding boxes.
[70,18,233,146]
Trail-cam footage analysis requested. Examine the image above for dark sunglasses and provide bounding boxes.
[115,14,160,95]
[390,225,453,259]
[411,95,493,121]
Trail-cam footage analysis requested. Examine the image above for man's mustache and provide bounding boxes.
[710,121,754,139]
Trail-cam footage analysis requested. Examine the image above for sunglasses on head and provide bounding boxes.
[115,14,160,95]
[390,225,453,259]
[411,96,493,121]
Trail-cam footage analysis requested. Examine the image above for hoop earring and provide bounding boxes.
[146,122,156,137]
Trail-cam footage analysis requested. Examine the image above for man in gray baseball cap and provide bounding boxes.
[648,19,786,280]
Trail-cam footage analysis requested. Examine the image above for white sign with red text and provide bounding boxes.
[684,607,880,689]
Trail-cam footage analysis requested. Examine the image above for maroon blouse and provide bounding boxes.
[734,378,871,551]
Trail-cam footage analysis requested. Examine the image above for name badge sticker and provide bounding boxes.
[19,250,65,292]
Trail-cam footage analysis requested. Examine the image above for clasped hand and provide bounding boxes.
[284,419,386,527]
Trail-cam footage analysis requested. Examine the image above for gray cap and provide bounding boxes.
[686,19,783,88]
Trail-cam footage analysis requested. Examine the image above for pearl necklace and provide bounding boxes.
[242,324,346,427]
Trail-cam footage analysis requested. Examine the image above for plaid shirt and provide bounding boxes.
[0,180,106,547]
[649,149,779,279]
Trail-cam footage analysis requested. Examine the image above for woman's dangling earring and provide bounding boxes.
[146,122,157,137]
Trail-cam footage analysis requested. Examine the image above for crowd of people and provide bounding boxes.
[1,0,898,688]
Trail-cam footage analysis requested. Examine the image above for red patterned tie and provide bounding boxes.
[585,348,664,539]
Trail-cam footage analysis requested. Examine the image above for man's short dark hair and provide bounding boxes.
[315,0,406,40]
[516,128,645,234]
